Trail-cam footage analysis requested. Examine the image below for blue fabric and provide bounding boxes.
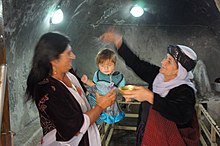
[99,108,125,124]
[93,70,125,87]
[86,93,125,125]
[86,70,126,125]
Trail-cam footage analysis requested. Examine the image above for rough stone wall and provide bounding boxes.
[2,0,220,145]
[3,0,60,145]
[72,25,220,85]
[193,60,212,97]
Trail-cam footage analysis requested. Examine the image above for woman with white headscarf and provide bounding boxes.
[100,32,200,146]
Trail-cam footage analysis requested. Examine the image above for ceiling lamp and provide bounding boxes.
[50,8,64,24]
[130,5,144,17]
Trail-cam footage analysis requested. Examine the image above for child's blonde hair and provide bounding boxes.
[96,48,117,65]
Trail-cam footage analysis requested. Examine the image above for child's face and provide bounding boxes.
[98,59,115,75]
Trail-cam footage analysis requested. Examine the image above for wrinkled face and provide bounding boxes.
[51,45,76,74]
[98,59,115,75]
[160,54,178,81]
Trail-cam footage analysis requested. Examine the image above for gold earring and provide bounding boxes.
[53,66,57,75]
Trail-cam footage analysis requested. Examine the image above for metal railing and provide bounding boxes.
[98,123,114,146]
[197,103,220,146]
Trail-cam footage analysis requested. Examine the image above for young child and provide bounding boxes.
[81,48,125,125]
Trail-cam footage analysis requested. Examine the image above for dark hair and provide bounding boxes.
[95,48,117,65]
[26,32,70,101]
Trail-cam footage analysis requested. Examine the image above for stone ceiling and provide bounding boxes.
[66,0,220,26]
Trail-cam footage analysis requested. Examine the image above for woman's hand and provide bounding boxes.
[99,32,123,49]
[122,86,154,104]
[96,88,117,109]
[86,88,116,125]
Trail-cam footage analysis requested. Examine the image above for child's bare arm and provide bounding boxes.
[81,74,95,87]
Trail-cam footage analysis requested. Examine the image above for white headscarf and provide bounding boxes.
[152,62,196,97]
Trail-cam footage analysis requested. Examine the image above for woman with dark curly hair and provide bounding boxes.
[26,32,116,146]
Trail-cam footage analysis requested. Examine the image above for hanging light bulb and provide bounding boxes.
[130,5,144,17]
[50,8,64,24]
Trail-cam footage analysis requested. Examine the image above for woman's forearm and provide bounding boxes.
[85,105,103,125]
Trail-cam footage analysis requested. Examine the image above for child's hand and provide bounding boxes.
[81,74,95,87]
[81,74,88,84]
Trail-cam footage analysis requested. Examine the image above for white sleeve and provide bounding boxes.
[79,114,90,134]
